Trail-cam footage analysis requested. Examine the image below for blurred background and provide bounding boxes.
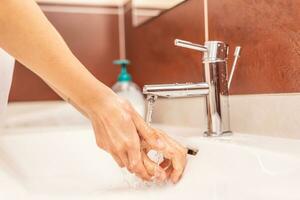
[3,0,300,137]
[9,0,300,102]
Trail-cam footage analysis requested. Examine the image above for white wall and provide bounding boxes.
[0,49,15,114]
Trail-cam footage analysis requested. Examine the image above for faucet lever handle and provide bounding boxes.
[228,46,242,89]
[175,39,207,52]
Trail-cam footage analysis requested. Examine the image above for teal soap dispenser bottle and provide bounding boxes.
[112,59,145,118]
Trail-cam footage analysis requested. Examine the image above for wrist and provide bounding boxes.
[78,81,117,116]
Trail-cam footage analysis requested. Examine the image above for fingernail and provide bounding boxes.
[156,139,165,148]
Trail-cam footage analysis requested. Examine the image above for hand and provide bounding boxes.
[123,104,188,184]
[141,128,188,184]
[85,90,164,181]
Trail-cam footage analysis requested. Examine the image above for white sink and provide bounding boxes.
[0,125,300,200]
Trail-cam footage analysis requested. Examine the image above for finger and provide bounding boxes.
[131,111,165,150]
[128,147,151,181]
[142,151,166,182]
[142,135,183,183]
[135,160,152,181]
[165,164,173,180]
[170,154,186,184]
[156,129,188,159]
[141,151,156,174]
[156,130,183,150]
[154,130,187,183]
[111,154,125,168]
[118,151,130,172]
[140,139,152,152]
[159,158,171,170]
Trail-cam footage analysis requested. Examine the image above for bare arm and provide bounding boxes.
[0,0,106,109]
[0,0,186,183]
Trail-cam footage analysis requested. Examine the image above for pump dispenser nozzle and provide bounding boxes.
[113,59,132,82]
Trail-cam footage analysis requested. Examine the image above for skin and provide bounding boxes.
[0,0,187,183]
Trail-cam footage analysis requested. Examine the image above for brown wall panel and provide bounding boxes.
[125,0,300,94]
[9,63,60,101]
[9,9,120,101]
[208,0,300,94]
[125,0,205,86]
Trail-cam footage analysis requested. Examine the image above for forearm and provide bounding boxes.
[0,0,112,112]
[45,80,89,117]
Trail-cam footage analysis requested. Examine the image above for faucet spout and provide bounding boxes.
[174,39,207,52]
[143,83,209,98]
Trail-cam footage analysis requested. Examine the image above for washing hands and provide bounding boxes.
[140,130,188,184]
[86,88,187,184]
[0,0,187,185]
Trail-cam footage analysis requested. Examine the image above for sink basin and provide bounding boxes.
[0,125,300,200]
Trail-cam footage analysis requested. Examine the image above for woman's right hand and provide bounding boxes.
[84,86,187,183]
[88,96,148,180]
[85,89,165,181]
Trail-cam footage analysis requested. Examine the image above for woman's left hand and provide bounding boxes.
[130,110,188,183]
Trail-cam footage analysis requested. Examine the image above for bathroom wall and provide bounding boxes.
[125,0,204,86]
[9,2,122,101]
[124,0,300,138]
[125,0,300,94]
[11,0,300,101]
[6,0,300,138]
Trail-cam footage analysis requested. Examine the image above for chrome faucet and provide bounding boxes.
[143,39,241,137]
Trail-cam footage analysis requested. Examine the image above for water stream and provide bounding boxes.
[145,95,157,125]
[122,95,166,189]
